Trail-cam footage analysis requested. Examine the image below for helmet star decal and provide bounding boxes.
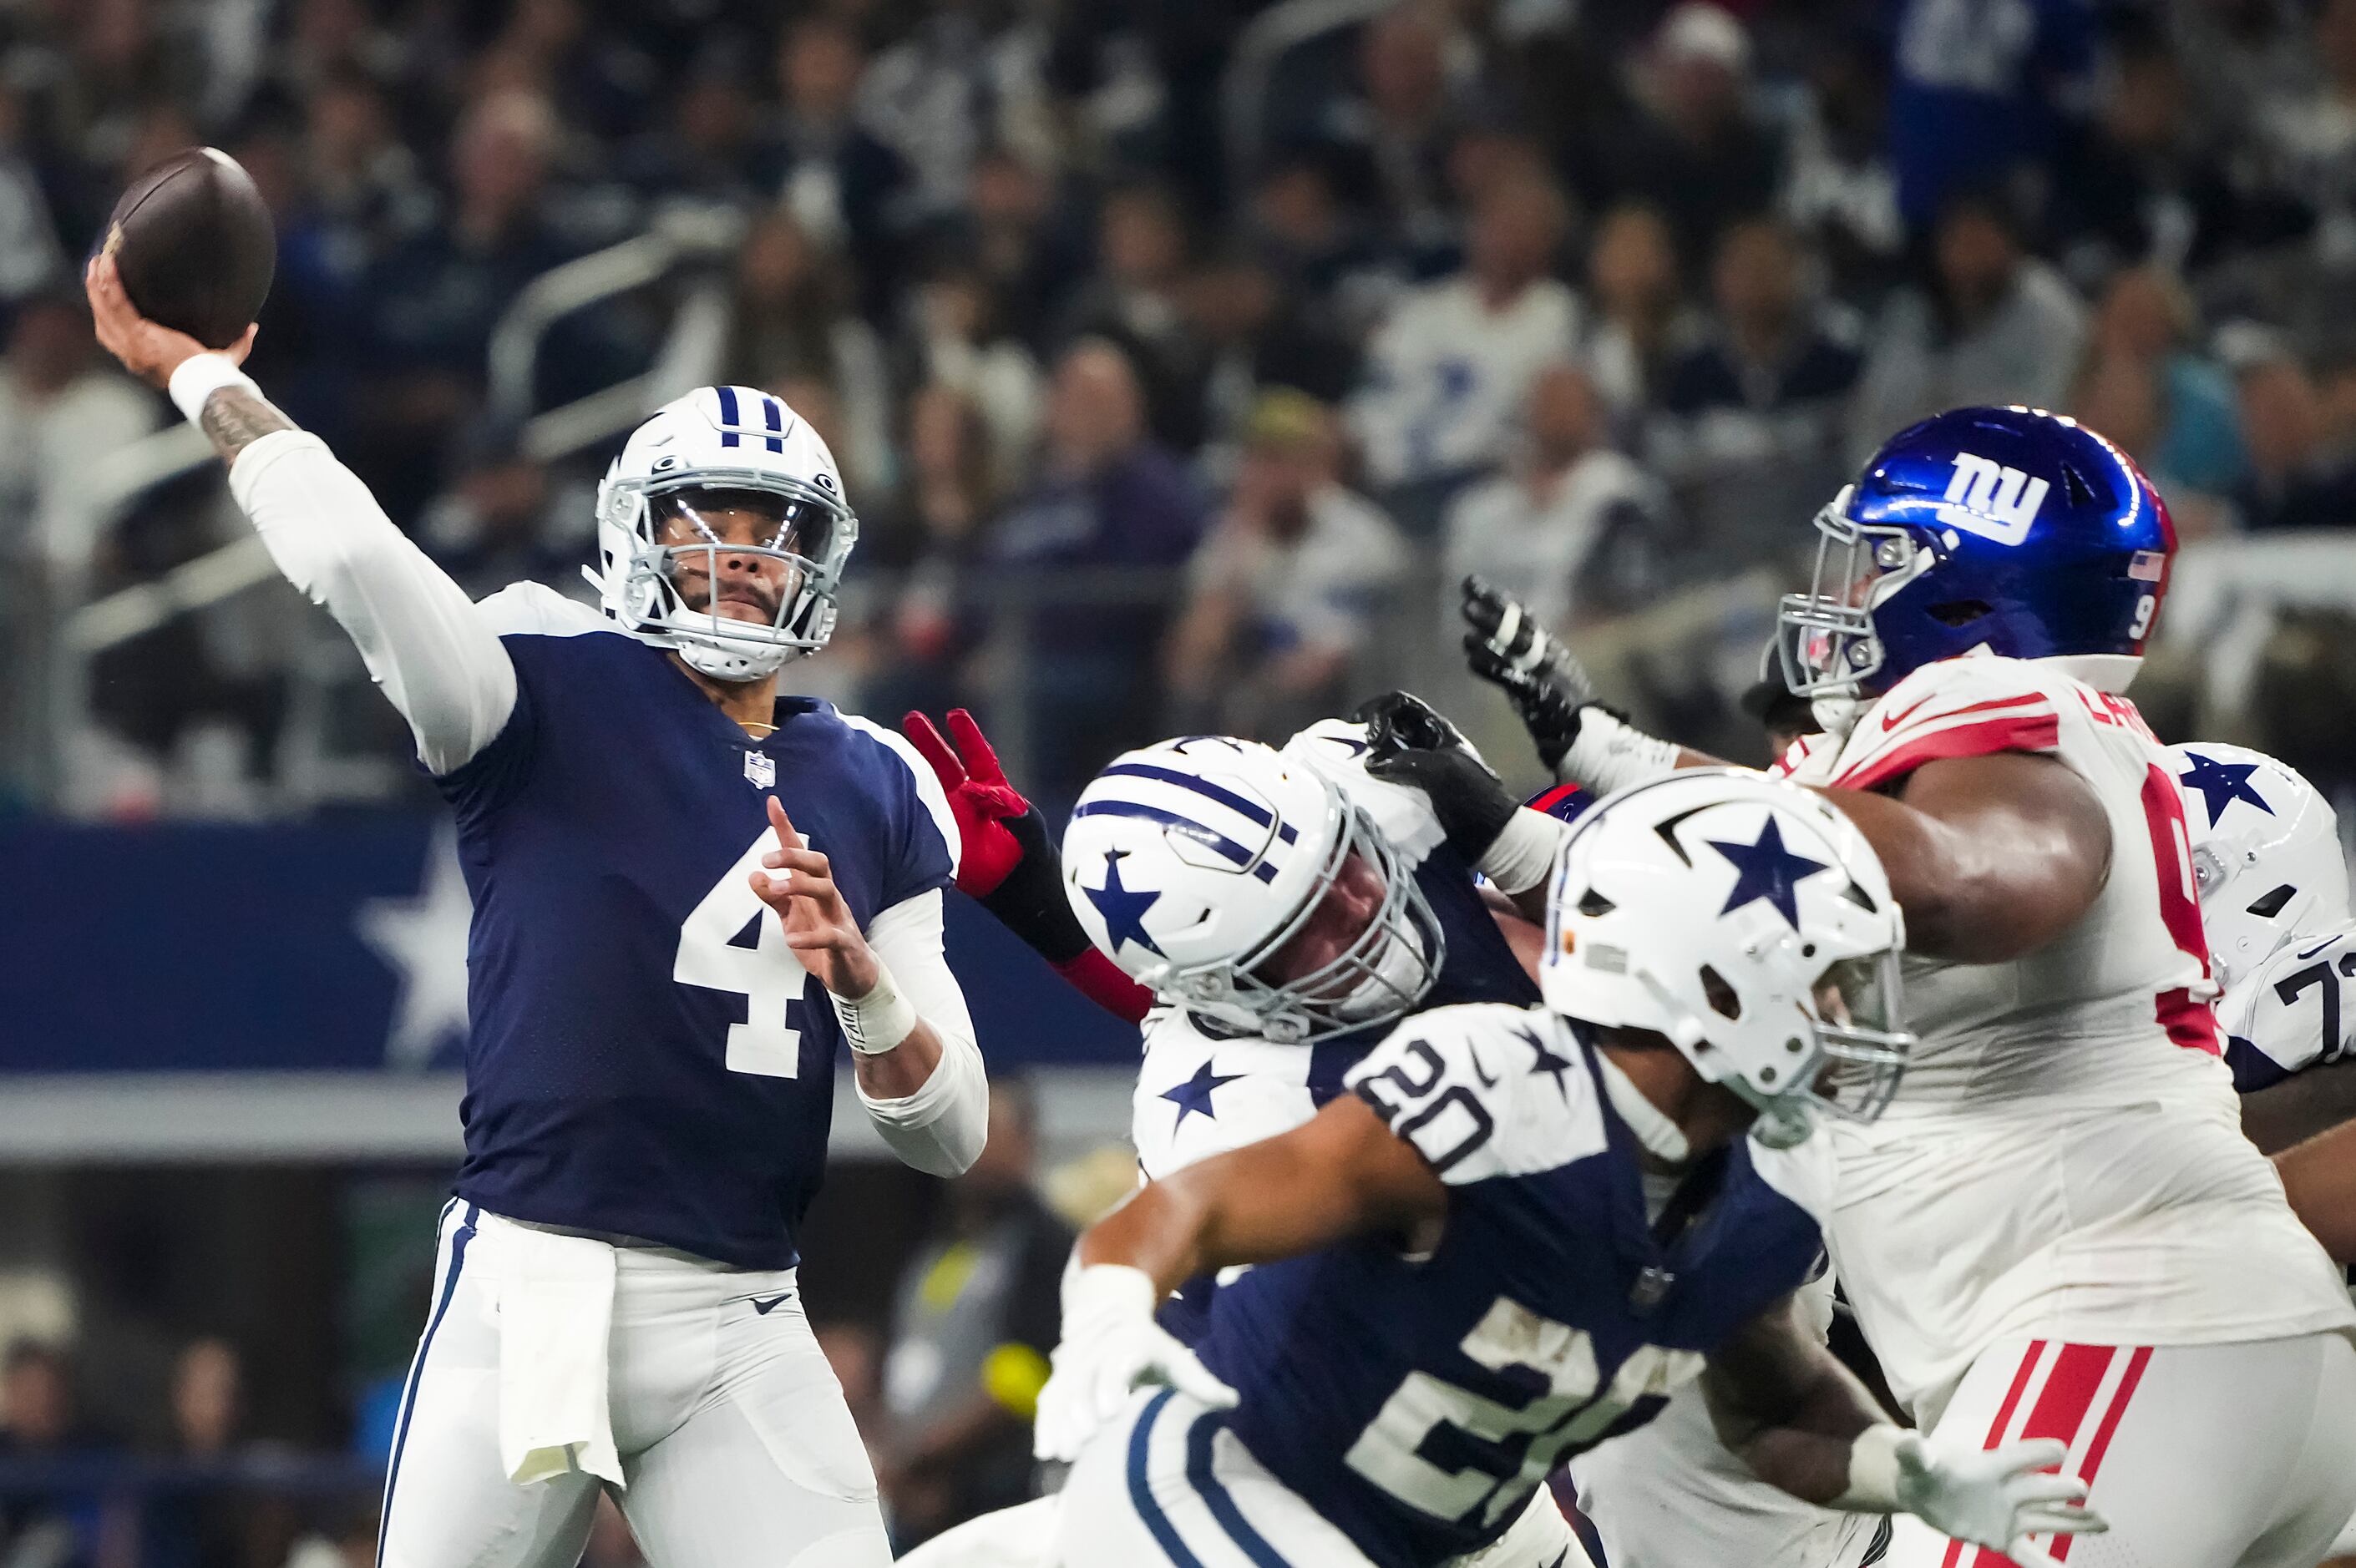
[1084,850,1165,957]
[1707,817,1829,928]
[2176,751,2272,824]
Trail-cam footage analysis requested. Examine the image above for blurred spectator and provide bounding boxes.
[0,289,159,584]
[1180,245,1359,474]
[1576,202,1698,423]
[0,84,66,309]
[0,1340,100,1568]
[858,1,1053,223]
[2074,268,2247,508]
[1350,171,1578,524]
[1443,364,1671,631]
[2254,0,2356,259]
[899,265,1042,482]
[1849,191,2087,461]
[759,18,915,316]
[1166,390,1408,738]
[1059,182,1205,450]
[991,341,1208,799]
[145,1338,247,1568]
[1781,32,1903,301]
[417,430,591,600]
[1886,0,2094,234]
[619,56,765,215]
[723,210,894,498]
[1305,4,1472,267]
[864,382,1007,721]
[880,1083,1069,1547]
[930,146,1084,348]
[1651,218,1862,569]
[1247,153,1391,329]
[1580,3,1781,274]
[2233,351,2356,530]
[2171,0,2318,151]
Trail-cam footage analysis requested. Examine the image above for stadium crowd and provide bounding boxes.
[11,0,2356,1557]
[11,0,2356,818]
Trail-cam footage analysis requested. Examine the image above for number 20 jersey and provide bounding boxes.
[1771,651,2355,1422]
[1188,1004,1828,1568]
[433,584,957,1271]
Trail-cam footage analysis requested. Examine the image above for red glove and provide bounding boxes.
[902,708,1031,899]
[900,709,1156,1027]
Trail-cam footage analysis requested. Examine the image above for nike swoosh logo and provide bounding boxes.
[1877,693,1935,732]
[1469,1045,1499,1089]
[750,1292,794,1316]
[2298,939,2339,961]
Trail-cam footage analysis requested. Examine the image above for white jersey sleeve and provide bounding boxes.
[229,428,519,775]
[1343,1005,1606,1185]
[2222,920,2356,1090]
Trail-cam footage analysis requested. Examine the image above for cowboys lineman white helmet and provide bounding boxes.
[2167,742,2352,990]
[1544,770,1913,1148]
[585,385,857,682]
[1061,736,1443,1044]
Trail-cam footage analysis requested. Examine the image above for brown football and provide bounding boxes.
[102,148,276,350]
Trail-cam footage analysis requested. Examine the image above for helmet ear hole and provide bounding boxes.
[1927,599,1992,627]
[1576,888,1615,917]
[1700,964,1741,1020]
[2247,884,2296,918]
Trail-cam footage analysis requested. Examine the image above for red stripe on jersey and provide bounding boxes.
[1968,1345,2117,1568]
[2050,1347,2153,1562]
[2139,764,2222,1054]
[1837,713,2064,793]
[1943,1343,2049,1568]
[1875,691,2052,736]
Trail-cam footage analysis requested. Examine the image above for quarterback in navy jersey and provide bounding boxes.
[1035,771,2105,1568]
[89,260,986,1568]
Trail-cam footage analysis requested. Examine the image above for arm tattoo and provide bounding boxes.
[198,387,296,464]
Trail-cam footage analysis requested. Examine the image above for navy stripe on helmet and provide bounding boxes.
[1072,801,1280,883]
[716,385,742,448]
[1098,762,1300,844]
[762,394,785,454]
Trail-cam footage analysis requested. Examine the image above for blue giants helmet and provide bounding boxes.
[1778,407,2176,701]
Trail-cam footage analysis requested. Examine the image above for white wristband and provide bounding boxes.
[168,353,261,427]
[832,959,920,1055]
[1562,709,1682,794]
[1477,807,1572,896]
[1836,1423,1908,1513]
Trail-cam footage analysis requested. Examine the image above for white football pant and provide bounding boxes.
[1879,1333,2356,1568]
[378,1202,892,1568]
[1051,1386,1592,1567]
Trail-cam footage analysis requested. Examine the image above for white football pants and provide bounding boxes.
[1880,1333,2356,1568]
[1050,1387,1592,1568]
[378,1201,892,1568]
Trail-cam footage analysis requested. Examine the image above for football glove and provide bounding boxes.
[1850,1427,2106,1568]
[1460,575,1599,775]
[1033,1265,1238,1463]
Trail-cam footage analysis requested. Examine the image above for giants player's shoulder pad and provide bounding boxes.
[2223,922,2356,1091]
[1284,719,1447,860]
[475,580,613,639]
[1344,1004,1606,1185]
[1826,652,2068,792]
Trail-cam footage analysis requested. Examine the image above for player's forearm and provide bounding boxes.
[2242,1059,2356,1156]
[854,892,990,1176]
[2275,1115,2356,1263]
[1702,1307,1887,1508]
[179,368,516,776]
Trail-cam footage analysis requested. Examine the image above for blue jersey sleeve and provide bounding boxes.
[841,716,957,911]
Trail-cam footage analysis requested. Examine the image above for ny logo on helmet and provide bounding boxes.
[1938,453,2050,546]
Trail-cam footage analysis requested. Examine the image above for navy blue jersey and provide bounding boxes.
[1189,1005,1827,1568]
[434,586,955,1269]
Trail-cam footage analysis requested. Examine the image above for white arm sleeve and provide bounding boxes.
[227,429,517,775]
[856,888,989,1176]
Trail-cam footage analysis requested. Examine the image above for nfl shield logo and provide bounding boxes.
[744,751,776,790]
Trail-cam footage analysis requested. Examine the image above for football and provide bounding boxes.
[101,147,276,350]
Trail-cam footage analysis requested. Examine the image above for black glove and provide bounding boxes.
[1350,689,1475,756]
[1460,575,1601,772]
[977,806,1094,965]
[1360,704,1520,866]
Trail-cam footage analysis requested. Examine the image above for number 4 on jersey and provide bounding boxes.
[675,829,813,1077]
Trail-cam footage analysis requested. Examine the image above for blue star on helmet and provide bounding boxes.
[1084,850,1164,958]
[1163,1059,1243,1126]
[2176,751,2272,825]
[1707,817,1829,930]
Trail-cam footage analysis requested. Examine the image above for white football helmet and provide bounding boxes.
[1542,769,1913,1149]
[1061,736,1444,1043]
[585,385,857,682]
[2166,742,2351,990]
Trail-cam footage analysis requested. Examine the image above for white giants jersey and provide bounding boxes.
[2221,918,2356,1091]
[1774,652,2356,1421]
